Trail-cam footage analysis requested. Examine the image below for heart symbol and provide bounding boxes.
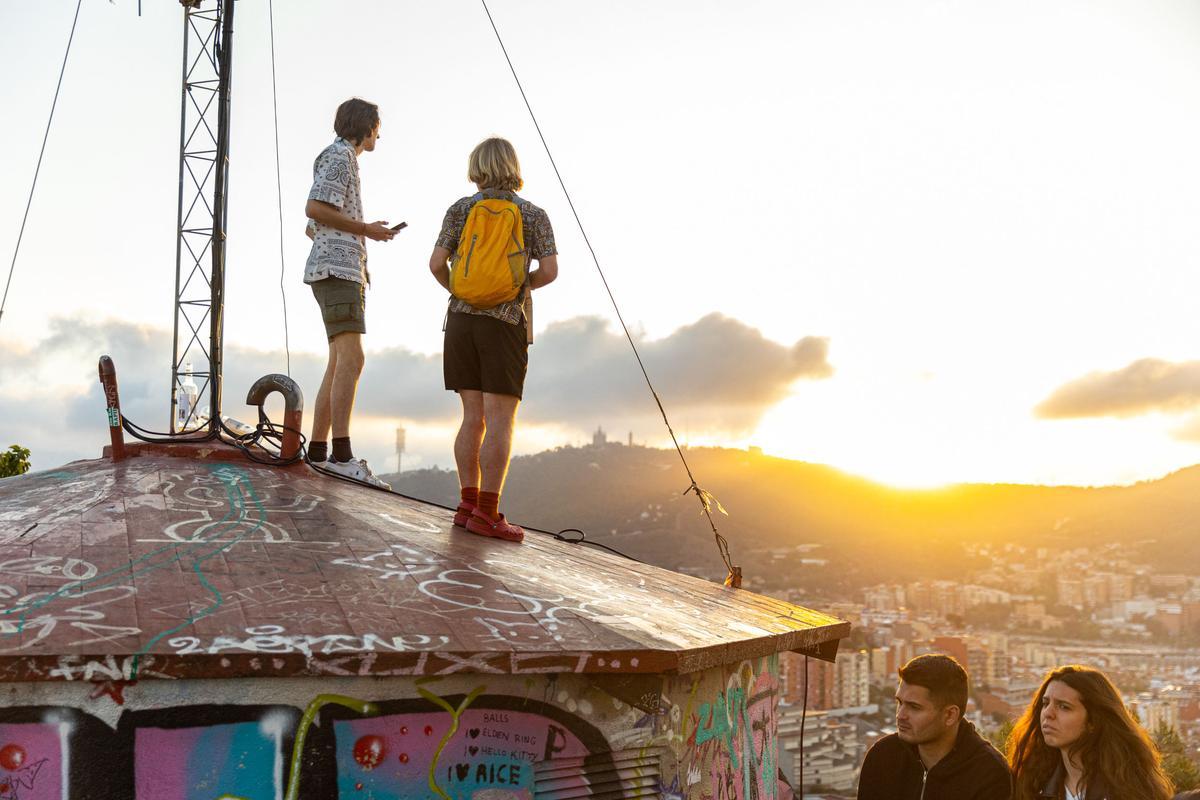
[456,764,470,780]
[468,746,478,757]
[468,728,480,739]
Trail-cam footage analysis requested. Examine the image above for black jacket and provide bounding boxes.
[1039,763,1109,799]
[857,721,1012,800]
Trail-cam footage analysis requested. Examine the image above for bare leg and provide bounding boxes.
[479,392,520,494]
[455,390,485,491]
[329,332,364,440]
[310,342,338,443]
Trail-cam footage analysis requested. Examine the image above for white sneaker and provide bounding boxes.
[323,458,391,490]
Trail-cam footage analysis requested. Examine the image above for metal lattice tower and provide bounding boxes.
[169,0,234,433]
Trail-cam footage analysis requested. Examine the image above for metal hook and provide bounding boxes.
[245,374,304,460]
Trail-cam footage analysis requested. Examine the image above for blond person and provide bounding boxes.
[428,138,558,541]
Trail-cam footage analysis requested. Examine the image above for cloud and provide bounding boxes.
[0,313,832,469]
[1170,414,1200,443]
[521,313,832,431]
[1035,358,1200,419]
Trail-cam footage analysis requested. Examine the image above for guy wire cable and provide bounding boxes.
[268,0,291,376]
[478,0,741,586]
[0,0,85,335]
[799,654,810,790]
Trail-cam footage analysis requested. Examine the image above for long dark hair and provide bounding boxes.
[1006,665,1172,800]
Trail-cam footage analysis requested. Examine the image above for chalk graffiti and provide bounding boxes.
[167,625,451,657]
[0,558,97,583]
[0,465,267,679]
[0,584,138,652]
[0,469,115,533]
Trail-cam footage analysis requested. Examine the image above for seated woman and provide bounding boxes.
[1007,665,1172,800]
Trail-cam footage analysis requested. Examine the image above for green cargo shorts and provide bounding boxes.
[311,277,366,341]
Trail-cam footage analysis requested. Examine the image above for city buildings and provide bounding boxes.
[772,540,1200,794]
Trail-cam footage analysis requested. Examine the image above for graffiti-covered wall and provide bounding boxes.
[0,654,781,800]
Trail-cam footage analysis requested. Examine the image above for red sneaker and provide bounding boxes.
[465,508,525,543]
[453,501,476,529]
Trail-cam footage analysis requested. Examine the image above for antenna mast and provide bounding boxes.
[169,0,235,433]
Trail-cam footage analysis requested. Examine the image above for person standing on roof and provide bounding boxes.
[303,98,394,488]
[429,137,558,542]
[858,654,1012,800]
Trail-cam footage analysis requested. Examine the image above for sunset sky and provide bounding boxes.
[3,0,1200,487]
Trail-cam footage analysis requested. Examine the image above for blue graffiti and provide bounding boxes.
[0,465,267,678]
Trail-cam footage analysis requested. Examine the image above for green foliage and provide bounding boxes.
[1153,723,1200,792]
[0,445,30,478]
[987,719,1015,754]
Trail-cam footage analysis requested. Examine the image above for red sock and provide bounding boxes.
[477,491,500,521]
[461,487,479,506]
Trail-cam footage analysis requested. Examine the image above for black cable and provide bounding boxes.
[305,461,642,562]
[217,414,307,466]
[121,410,306,467]
[799,654,810,791]
[123,417,215,443]
[547,528,644,563]
[0,0,84,335]
[121,405,638,558]
[122,404,641,559]
[267,0,291,376]
[478,0,739,583]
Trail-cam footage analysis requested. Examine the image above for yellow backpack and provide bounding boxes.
[449,193,526,309]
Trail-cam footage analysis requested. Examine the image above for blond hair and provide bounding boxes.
[468,137,523,192]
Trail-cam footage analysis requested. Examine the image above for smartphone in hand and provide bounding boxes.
[389,221,408,232]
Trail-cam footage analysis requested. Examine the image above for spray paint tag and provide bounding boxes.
[107,407,120,427]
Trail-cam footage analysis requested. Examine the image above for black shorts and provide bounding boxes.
[443,312,528,399]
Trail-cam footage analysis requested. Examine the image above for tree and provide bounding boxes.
[0,445,30,478]
[987,719,1015,754]
[1153,723,1200,792]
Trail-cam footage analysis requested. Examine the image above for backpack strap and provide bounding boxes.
[472,190,521,204]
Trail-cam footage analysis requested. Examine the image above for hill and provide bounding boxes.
[379,445,1200,593]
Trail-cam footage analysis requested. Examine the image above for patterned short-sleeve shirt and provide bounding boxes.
[436,189,557,326]
[304,138,367,285]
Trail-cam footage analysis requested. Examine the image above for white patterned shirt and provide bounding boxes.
[304,138,367,285]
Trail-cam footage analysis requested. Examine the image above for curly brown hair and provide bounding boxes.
[1007,665,1172,800]
[333,98,379,145]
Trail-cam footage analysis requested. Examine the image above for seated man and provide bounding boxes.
[428,137,558,542]
[858,654,1011,800]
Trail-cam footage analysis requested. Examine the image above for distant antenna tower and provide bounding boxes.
[395,426,406,473]
[169,0,235,433]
